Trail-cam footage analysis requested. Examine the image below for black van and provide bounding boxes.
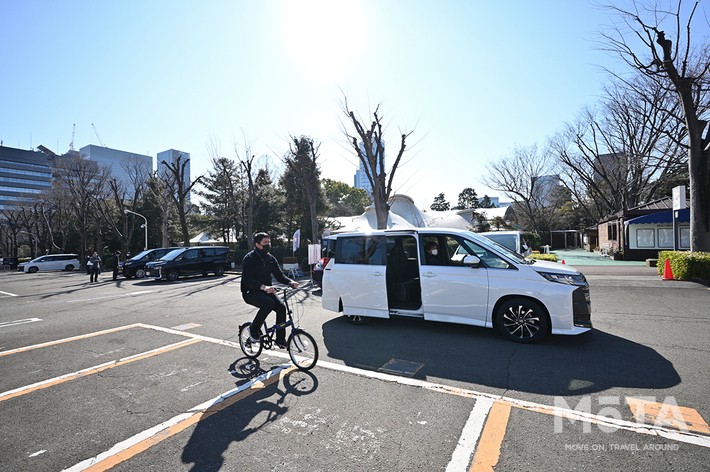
[144,246,230,281]
[120,247,182,278]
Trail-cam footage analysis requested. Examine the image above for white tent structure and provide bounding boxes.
[189,229,238,245]
[328,194,490,234]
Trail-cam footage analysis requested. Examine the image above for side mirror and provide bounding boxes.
[463,255,481,267]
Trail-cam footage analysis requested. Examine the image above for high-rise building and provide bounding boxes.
[80,145,152,191]
[157,149,191,206]
[0,145,53,211]
[353,139,384,198]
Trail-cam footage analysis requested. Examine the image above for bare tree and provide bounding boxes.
[550,77,687,220]
[160,153,203,246]
[484,144,565,235]
[52,154,110,263]
[602,0,710,251]
[341,98,414,229]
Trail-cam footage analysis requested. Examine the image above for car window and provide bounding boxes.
[183,249,199,260]
[337,236,385,265]
[457,238,512,269]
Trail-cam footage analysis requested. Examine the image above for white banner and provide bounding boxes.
[308,244,321,265]
[292,229,301,253]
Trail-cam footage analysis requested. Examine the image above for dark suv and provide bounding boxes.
[120,247,181,278]
[144,246,230,281]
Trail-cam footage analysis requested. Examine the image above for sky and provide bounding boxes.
[1,0,689,209]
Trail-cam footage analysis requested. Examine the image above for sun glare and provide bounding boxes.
[280,0,364,84]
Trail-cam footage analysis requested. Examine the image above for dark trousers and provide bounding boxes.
[113,267,119,280]
[90,266,100,282]
[243,291,287,343]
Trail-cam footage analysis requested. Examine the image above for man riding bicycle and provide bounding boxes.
[241,232,299,348]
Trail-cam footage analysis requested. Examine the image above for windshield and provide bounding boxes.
[462,231,529,264]
[127,249,152,262]
[160,249,185,261]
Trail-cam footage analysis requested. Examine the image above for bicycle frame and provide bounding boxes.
[258,289,297,349]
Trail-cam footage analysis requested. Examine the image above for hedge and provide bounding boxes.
[529,253,558,262]
[657,251,710,283]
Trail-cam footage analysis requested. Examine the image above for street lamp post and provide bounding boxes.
[124,209,148,250]
[20,231,39,256]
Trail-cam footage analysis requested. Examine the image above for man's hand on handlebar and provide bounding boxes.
[290,281,299,289]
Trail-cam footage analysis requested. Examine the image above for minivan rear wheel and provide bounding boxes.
[215,266,225,276]
[495,298,549,343]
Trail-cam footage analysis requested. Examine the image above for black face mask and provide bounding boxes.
[259,244,271,253]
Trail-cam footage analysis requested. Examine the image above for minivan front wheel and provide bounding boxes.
[28,267,38,274]
[135,268,145,279]
[166,270,179,282]
[495,298,549,343]
[65,264,75,271]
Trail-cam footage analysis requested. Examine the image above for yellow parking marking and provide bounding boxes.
[470,401,512,472]
[66,364,296,472]
[0,324,141,357]
[627,397,710,434]
[0,338,200,402]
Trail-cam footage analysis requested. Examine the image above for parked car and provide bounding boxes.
[321,228,591,343]
[120,247,181,278]
[479,230,532,257]
[18,254,80,273]
[311,236,336,287]
[145,246,229,281]
[1,257,19,270]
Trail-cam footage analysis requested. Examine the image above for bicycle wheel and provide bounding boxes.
[288,329,318,371]
[239,322,262,358]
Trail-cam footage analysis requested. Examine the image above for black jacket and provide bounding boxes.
[241,249,292,294]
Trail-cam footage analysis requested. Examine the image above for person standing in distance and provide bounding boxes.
[241,232,299,348]
[88,251,102,283]
[112,250,121,280]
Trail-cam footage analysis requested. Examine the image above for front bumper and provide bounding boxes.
[572,286,592,328]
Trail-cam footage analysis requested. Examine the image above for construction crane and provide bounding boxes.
[91,123,105,147]
[69,124,76,151]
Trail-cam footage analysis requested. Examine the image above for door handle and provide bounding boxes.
[422,272,436,277]
[372,271,384,277]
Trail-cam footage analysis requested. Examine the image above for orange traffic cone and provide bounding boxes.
[662,258,674,280]
[561,259,566,264]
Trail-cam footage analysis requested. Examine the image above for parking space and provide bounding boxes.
[2,315,709,471]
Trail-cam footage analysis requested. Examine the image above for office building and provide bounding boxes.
[0,145,53,211]
[80,145,153,191]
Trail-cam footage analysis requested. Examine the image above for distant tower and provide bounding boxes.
[354,138,385,199]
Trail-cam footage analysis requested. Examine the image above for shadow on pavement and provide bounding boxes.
[321,316,680,396]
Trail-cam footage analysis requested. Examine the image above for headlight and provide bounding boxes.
[537,271,587,286]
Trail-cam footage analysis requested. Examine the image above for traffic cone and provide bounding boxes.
[561,259,566,264]
[662,258,674,280]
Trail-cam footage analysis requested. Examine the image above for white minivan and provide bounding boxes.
[322,228,591,343]
[19,254,80,273]
[480,230,532,257]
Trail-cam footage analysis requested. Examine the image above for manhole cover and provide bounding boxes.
[378,358,424,377]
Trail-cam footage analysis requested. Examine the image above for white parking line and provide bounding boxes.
[0,318,42,328]
[66,291,155,303]
[446,397,494,471]
[0,290,18,297]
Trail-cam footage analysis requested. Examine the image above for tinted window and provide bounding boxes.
[183,249,199,260]
[337,236,385,265]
